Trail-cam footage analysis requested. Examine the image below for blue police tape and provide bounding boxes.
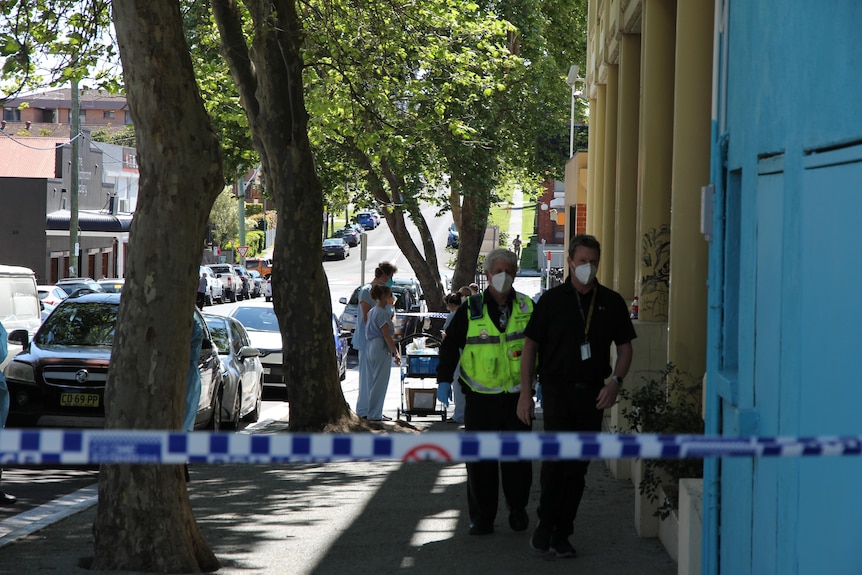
[2,429,862,464]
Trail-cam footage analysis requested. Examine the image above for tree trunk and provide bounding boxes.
[92,0,223,570]
[450,178,491,290]
[212,0,354,431]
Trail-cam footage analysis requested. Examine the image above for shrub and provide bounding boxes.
[618,363,704,519]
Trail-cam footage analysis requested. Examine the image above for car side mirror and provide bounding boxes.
[338,297,347,305]
[201,338,213,351]
[239,345,260,358]
[8,329,29,350]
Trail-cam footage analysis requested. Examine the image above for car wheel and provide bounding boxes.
[245,377,263,423]
[208,386,223,431]
[230,290,237,303]
[225,383,242,430]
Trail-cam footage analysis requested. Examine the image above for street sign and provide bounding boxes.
[237,245,249,259]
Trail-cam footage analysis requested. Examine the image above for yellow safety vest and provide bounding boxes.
[459,292,534,394]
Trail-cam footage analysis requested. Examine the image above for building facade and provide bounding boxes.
[579,1,862,574]
[0,133,138,283]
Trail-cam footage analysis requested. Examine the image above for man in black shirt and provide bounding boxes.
[517,234,636,558]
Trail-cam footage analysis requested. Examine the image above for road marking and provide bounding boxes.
[0,484,98,549]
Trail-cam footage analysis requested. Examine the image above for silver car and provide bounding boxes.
[203,314,264,428]
[228,306,284,387]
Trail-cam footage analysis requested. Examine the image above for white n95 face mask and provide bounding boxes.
[574,263,597,285]
[491,271,514,293]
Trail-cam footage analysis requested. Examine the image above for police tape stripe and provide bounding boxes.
[2,430,862,464]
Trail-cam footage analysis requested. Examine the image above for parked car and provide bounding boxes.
[447,222,459,248]
[233,266,256,299]
[333,226,361,247]
[199,265,224,305]
[356,211,378,230]
[264,276,273,303]
[332,313,350,381]
[0,265,42,373]
[227,306,349,389]
[37,285,69,312]
[248,270,264,298]
[338,284,419,336]
[203,313,264,428]
[96,278,125,293]
[244,257,273,278]
[345,222,365,237]
[228,305,284,387]
[55,277,104,297]
[322,238,350,260]
[3,293,223,429]
[392,277,427,313]
[207,264,242,302]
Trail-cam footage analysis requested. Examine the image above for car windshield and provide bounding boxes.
[323,239,343,246]
[231,307,279,332]
[59,280,104,294]
[35,302,118,346]
[204,316,230,355]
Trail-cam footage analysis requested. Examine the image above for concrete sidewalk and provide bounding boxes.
[0,334,676,574]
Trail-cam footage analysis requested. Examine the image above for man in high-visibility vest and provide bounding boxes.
[437,249,535,536]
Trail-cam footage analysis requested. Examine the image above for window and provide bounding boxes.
[103,111,115,119]
[3,108,21,122]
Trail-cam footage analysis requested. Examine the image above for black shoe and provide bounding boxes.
[468,522,494,536]
[508,507,529,531]
[0,491,17,506]
[550,536,577,558]
[530,522,552,553]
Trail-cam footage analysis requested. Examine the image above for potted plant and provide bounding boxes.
[618,363,704,521]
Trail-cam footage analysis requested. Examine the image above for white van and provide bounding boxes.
[0,265,41,371]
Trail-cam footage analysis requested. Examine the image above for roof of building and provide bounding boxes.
[46,209,133,233]
[0,135,65,178]
[3,88,128,111]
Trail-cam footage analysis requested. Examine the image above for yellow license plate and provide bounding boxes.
[60,393,100,408]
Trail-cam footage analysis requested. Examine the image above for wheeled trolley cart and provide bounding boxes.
[396,333,447,422]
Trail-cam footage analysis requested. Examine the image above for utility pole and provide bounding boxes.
[69,79,80,278]
[237,171,245,263]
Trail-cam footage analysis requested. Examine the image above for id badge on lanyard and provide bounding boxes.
[576,288,596,361]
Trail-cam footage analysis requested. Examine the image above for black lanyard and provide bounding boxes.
[575,287,596,342]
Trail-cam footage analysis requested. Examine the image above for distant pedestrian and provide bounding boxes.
[353,261,398,419]
[512,235,522,259]
[365,284,401,421]
[197,272,208,309]
[458,285,472,299]
[0,323,17,505]
[438,293,465,424]
[517,234,636,558]
[469,282,479,294]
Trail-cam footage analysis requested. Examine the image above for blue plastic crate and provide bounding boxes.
[406,354,439,377]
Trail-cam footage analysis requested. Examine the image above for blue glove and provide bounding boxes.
[437,382,453,407]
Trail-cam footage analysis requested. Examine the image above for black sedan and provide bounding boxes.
[322,238,350,260]
[203,314,265,429]
[334,226,361,247]
[4,293,223,429]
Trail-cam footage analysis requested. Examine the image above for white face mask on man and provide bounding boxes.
[574,263,597,285]
[490,271,514,293]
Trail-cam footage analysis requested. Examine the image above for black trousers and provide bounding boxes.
[463,388,532,526]
[537,384,605,538]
